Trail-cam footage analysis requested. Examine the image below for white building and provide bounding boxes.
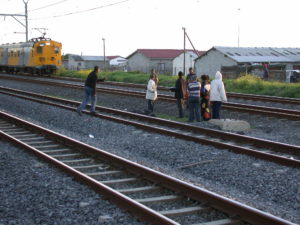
[194,46,300,81]
[127,49,205,75]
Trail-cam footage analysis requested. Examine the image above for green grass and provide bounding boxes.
[55,69,300,99]
[224,74,300,98]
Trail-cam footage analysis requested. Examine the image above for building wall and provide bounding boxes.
[84,60,109,70]
[127,52,150,73]
[173,51,199,76]
[149,59,173,75]
[67,57,83,70]
[195,49,236,78]
[109,57,127,66]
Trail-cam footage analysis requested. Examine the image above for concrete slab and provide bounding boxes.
[208,119,251,131]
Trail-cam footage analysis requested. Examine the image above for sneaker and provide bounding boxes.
[76,109,82,116]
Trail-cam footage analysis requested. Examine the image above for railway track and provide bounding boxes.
[1,74,300,120]
[0,111,296,225]
[38,74,300,106]
[0,85,299,168]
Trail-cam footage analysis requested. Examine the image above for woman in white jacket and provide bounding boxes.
[210,71,227,119]
[145,70,158,114]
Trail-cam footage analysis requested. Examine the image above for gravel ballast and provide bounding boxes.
[1,78,300,147]
[0,79,299,224]
[0,141,145,225]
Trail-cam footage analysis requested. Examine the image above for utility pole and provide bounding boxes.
[24,0,28,42]
[102,38,106,71]
[0,0,29,42]
[237,8,241,48]
[182,27,199,74]
[182,27,186,75]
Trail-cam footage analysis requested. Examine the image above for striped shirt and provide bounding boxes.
[187,81,201,98]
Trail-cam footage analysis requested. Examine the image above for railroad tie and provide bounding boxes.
[159,205,210,217]
[134,195,182,204]
[190,218,242,225]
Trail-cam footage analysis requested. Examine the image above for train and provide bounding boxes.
[0,37,62,75]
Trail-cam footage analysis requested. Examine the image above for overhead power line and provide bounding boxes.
[29,0,70,12]
[30,0,130,20]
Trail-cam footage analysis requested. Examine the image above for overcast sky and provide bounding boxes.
[1,0,299,57]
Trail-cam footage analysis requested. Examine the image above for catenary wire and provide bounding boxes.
[29,0,130,20]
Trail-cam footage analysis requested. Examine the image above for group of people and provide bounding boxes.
[146,67,227,122]
[174,68,227,122]
[76,65,227,122]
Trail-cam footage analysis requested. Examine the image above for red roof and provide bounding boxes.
[128,49,205,59]
[107,55,122,60]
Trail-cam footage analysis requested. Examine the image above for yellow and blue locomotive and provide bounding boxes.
[0,37,62,75]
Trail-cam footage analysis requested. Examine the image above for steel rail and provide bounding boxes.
[1,75,299,120]
[0,86,299,168]
[2,73,300,105]
[0,111,296,225]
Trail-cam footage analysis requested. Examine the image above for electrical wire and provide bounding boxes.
[29,0,70,12]
[29,0,130,20]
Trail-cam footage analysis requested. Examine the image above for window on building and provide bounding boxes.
[158,63,165,71]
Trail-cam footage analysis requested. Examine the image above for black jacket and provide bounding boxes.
[85,71,98,88]
[174,78,184,99]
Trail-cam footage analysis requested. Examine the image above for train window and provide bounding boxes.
[10,51,13,56]
[54,47,59,54]
[17,51,20,56]
[37,46,43,54]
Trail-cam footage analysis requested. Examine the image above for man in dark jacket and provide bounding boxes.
[171,71,186,118]
[77,66,102,116]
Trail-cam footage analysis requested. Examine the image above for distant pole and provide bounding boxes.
[182,27,186,75]
[0,0,29,42]
[237,8,240,48]
[102,38,106,70]
[24,0,29,42]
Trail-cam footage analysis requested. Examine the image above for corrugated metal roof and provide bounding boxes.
[81,56,108,61]
[71,55,83,61]
[214,46,300,63]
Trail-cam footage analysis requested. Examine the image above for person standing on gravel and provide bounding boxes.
[210,71,227,119]
[170,71,187,118]
[77,66,103,116]
[145,69,158,116]
[200,74,211,121]
[187,74,201,122]
[186,67,195,109]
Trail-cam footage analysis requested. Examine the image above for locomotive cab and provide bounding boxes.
[30,37,62,74]
[0,37,62,75]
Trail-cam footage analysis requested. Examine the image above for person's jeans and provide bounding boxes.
[211,101,222,119]
[147,100,155,113]
[188,97,200,122]
[77,86,96,112]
